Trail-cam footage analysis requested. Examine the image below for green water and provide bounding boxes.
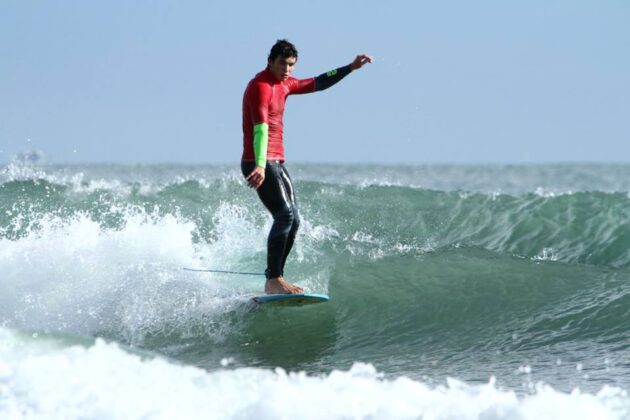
[1,162,630,393]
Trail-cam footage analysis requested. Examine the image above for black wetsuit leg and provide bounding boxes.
[241,161,300,279]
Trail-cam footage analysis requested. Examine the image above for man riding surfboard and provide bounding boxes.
[241,39,372,294]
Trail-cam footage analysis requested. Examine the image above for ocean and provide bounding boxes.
[1,161,629,419]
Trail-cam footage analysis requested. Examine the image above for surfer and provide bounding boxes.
[241,39,372,295]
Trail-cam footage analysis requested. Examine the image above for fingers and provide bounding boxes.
[353,54,373,70]
[248,177,263,189]
[359,54,373,64]
[246,171,264,189]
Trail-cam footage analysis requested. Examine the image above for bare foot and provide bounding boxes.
[265,276,304,295]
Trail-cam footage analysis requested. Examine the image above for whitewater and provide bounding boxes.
[1,162,630,419]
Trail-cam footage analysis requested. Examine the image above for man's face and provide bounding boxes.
[268,56,297,81]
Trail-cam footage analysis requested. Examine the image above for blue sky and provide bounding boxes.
[1,0,628,164]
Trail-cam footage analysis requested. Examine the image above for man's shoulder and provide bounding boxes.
[250,69,273,84]
[283,76,300,86]
[246,71,273,91]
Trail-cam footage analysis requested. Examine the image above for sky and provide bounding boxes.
[1,0,628,164]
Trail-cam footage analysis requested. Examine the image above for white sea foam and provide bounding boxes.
[344,230,430,261]
[0,328,628,420]
[532,247,560,262]
[0,161,227,197]
[0,161,48,182]
[0,207,257,344]
[0,201,334,343]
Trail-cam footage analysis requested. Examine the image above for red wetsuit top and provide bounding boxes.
[242,69,315,163]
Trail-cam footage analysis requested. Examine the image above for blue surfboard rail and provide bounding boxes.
[252,293,329,306]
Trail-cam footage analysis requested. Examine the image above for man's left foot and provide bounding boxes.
[265,277,304,294]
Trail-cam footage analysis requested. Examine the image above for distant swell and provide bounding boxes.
[301,184,630,269]
[2,178,630,269]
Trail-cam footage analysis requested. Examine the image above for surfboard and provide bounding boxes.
[252,293,329,307]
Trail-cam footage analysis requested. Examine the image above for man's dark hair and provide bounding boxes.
[268,39,298,62]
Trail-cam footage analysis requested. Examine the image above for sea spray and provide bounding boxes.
[0,328,628,419]
[2,163,630,400]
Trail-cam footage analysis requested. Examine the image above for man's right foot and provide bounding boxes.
[265,277,304,295]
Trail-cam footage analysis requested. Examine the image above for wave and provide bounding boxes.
[2,175,630,268]
[0,201,330,348]
[3,165,630,392]
[1,197,628,388]
[305,183,630,269]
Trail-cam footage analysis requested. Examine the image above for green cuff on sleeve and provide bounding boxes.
[253,123,269,168]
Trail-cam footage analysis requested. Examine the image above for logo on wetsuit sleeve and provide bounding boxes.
[326,69,338,77]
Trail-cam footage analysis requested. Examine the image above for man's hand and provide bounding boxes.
[351,54,373,71]
[246,165,266,189]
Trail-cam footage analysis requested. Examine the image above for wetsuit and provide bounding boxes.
[242,64,352,279]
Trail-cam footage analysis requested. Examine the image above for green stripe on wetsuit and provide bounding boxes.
[253,122,269,167]
[315,64,353,91]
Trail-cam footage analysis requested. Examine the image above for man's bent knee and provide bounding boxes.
[273,206,294,226]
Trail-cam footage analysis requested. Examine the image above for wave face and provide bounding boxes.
[2,162,630,417]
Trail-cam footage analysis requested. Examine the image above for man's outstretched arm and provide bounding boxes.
[315,54,373,92]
